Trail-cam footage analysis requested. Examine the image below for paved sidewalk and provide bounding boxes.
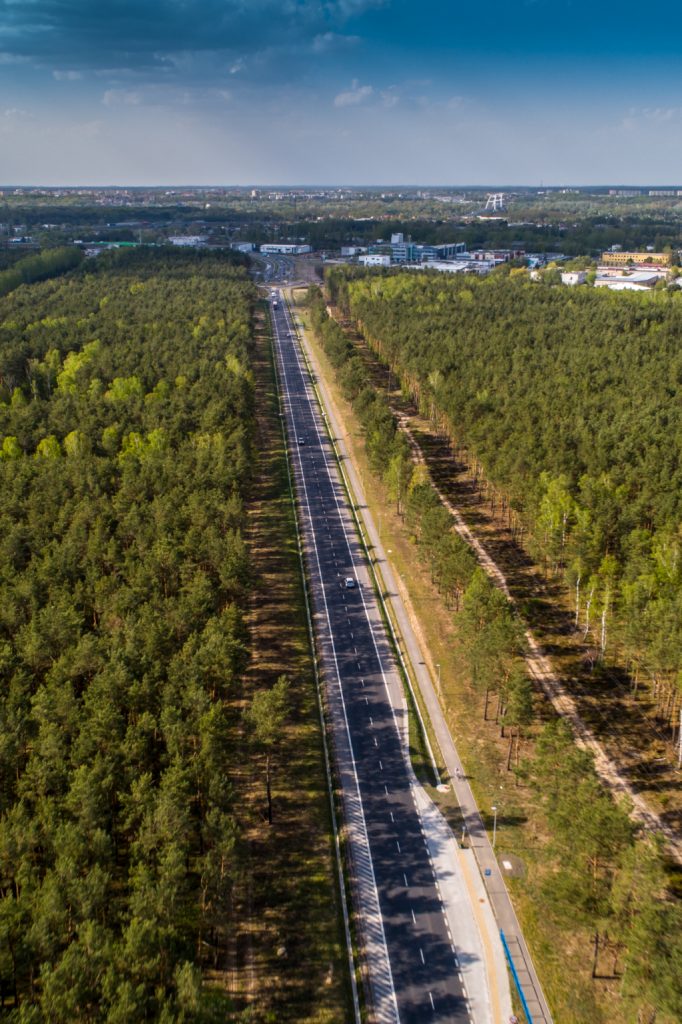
[412,783,512,1024]
[292,305,548,1023]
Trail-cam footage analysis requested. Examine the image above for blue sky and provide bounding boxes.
[0,0,679,185]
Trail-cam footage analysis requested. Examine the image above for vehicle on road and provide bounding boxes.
[297,437,306,445]
[344,577,356,589]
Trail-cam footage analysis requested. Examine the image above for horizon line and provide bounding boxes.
[3,183,682,192]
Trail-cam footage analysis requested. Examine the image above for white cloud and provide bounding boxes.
[642,106,680,123]
[618,106,682,133]
[100,84,237,112]
[312,32,360,53]
[229,57,245,74]
[332,0,386,14]
[102,89,141,107]
[0,52,30,65]
[334,79,373,108]
[380,87,399,108]
[53,69,82,81]
[75,119,104,139]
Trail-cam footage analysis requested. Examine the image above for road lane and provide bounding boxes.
[269,292,471,1024]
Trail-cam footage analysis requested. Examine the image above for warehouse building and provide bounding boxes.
[259,243,311,255]
[359,254,391,267]
[601,250,673,267]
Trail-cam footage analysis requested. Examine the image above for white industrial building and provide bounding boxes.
[407,259,495,276]
[595,269,665,290]
[168,235,208,247]
[561,271,587,286]
[231,242,255,253]
[594,279,653,292]
[259,243,311,255]
[359,254,391,267]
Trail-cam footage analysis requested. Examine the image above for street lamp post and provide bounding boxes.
[491,805,498,850]
[435,663,441,697]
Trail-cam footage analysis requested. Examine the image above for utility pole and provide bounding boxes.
[491,805,498,850]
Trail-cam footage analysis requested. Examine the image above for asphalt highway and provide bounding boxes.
[270,292,471,1024]
[251,252,294,283]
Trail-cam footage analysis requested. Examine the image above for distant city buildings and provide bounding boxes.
[366,240,467,263]
[351,240,679,290]
[471,248,525,263]
[604,189,682,197]
[351,239,535,276]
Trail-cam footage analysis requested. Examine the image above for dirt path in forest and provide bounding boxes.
[399,415,682,863]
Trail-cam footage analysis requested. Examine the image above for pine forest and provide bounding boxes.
[0,249,344,1023]
[327,268,682,752]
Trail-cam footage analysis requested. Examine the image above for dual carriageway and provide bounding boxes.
[269,289,511,1024]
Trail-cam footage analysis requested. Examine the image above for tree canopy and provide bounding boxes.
[0,248,256,1020]
[327,267,682,739]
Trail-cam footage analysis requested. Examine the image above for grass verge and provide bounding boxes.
[225,304,351,1023]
